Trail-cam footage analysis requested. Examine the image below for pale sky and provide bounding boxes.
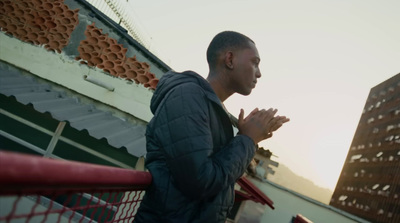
[122,0,400,190]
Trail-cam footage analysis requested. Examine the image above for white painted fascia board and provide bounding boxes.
[0,33,153,122]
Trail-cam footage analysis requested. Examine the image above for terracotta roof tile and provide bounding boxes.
[0,0,161,90]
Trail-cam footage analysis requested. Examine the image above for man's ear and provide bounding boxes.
[224,51,234,69]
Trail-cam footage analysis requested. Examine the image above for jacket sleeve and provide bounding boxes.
[152,83,256,200]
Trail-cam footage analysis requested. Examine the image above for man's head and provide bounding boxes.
[207,31,261,96]
[207,31,254,70]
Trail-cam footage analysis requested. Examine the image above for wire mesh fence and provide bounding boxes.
[0,190,145,223]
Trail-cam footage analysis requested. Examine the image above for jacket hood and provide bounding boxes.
[150,71,220,114]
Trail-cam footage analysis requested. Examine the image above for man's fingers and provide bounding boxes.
[248,108,259,118]
[244,108,259,122]
[256,108,274,121]
[270,116,290,131]
[238,109,244,124]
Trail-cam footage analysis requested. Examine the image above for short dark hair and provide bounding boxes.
[206,31,254,70]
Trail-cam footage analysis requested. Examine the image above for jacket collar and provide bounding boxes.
[151,70,225,113]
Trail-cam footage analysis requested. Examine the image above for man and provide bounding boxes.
[134,31,289,223]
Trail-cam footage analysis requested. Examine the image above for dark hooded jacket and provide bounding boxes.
[134,71,256,223]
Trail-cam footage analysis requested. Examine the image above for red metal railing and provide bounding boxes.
[293,214,314,223]
[236,176,274,209]
[0,151,274,222]
[0,151,151,222]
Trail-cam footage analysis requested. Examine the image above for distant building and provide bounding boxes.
[330,73,400,223]
[252,148,279,180]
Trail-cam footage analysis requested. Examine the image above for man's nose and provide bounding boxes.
[256,70,261,78]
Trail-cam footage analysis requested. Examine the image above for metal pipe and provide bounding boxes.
[0,130,45,155]
[44,121,66,158]
[83,75,115,91]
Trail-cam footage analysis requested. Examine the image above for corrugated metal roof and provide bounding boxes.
[0,68,147,157]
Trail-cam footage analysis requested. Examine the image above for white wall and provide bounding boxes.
[248,179,371,223]
[0,33,153,122]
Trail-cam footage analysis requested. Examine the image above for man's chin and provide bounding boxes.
[238,90,252,96]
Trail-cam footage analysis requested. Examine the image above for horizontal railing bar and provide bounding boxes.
[0,130,46,155]
[0,151,152,195]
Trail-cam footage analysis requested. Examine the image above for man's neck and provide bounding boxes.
[206,72,233,102]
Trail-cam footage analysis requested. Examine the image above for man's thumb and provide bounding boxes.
[238,109,244,123]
